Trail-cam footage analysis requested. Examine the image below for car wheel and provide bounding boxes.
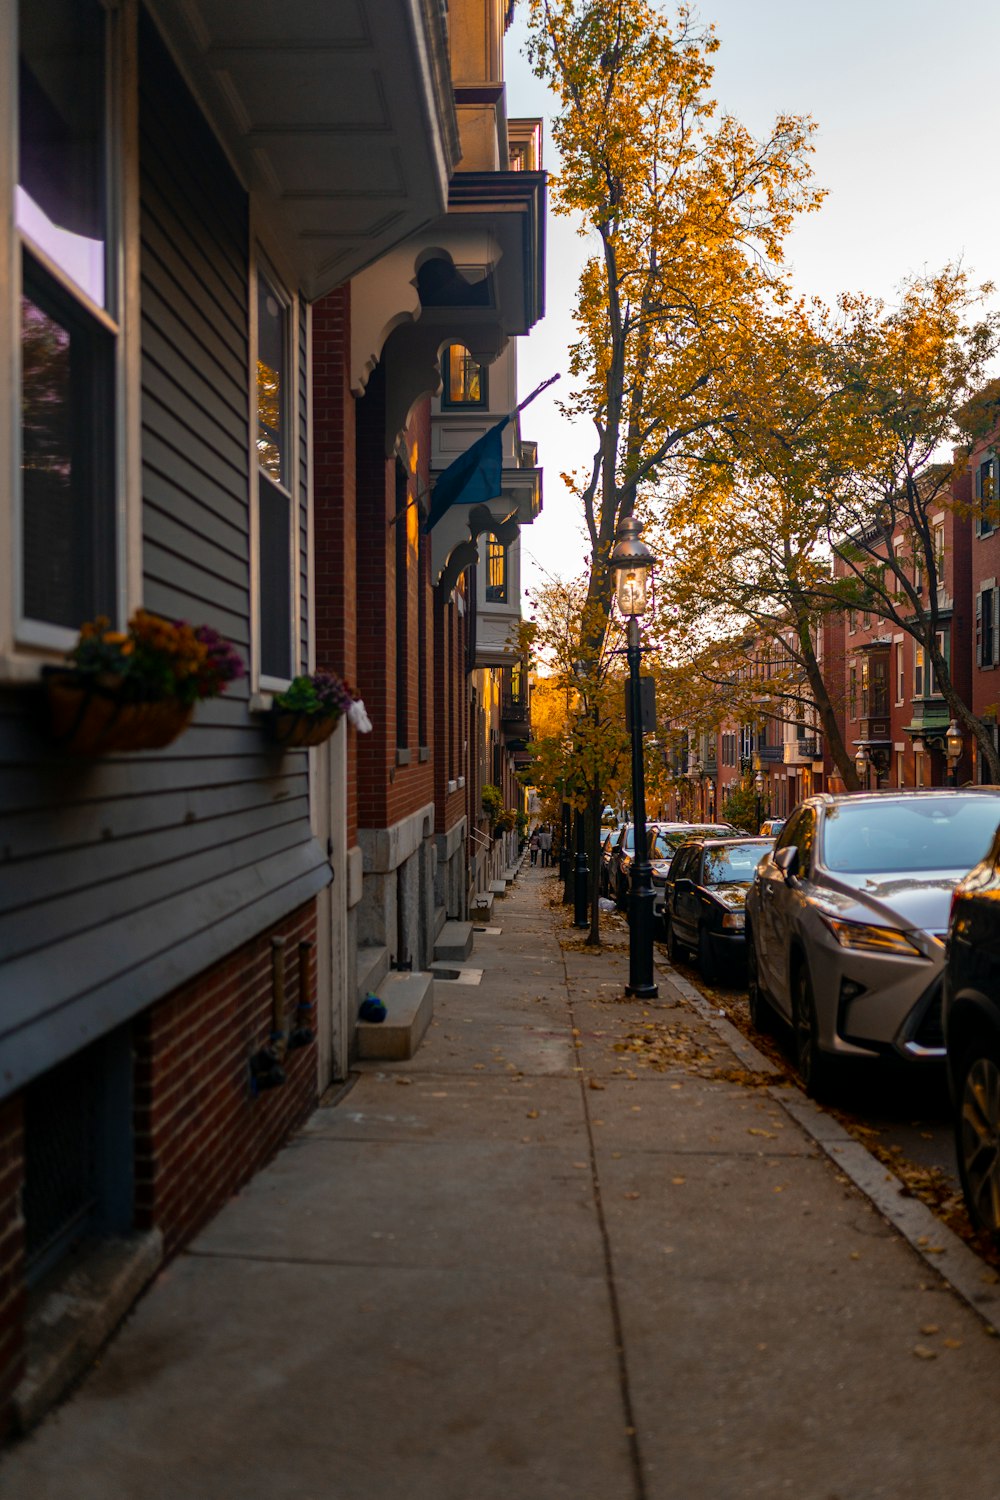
[792,960,834,1101]
[697,924,718,984]
[955,1040,1000,1246]
[746,925,775,1034]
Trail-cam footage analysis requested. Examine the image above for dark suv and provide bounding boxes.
[944,824,1000,1245]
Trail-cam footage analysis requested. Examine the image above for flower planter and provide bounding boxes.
[270,709,340,748]
[45,673,194,756]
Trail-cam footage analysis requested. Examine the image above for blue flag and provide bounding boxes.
[424,416,510,532]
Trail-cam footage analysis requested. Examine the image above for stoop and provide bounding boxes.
[356,971,434,1061]
[471,891,494,918]
[489,878,507,897]
[434,920,474,962]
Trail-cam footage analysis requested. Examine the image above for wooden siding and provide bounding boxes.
[0,12,328,1100]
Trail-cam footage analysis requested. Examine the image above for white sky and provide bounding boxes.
[504,0,1000,599]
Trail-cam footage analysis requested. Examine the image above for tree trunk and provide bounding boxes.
[795,611,861,791]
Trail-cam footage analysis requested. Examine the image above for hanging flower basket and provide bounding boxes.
[269,671,372,749]
[45,612,244,757]
[270,709,340,748]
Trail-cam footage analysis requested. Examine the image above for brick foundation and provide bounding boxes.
[133,901,319,1261]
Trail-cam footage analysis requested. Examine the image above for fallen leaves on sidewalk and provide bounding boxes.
[612,1020,714,1072]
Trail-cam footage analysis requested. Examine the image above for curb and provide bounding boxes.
[656,956,1000,1331]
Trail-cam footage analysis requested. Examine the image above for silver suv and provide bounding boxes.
[745,789,1000,1098]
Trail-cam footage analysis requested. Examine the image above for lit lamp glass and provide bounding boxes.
[854,748,868,779]
[946,720,962,761]
[609,516,654,618]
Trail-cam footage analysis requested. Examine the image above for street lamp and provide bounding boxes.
[854,746,868,785]
[946,719,962,786]
[754,770,764,833]
[610,515,658,999]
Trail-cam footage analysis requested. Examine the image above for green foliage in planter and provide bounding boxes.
[481,783,503,821]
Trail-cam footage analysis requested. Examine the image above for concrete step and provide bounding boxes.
[471,891,494,918]
[356,971,434,1061]
[489,879,507,897]
[434,920,474,962]
[356,944,390,1004]
[503,866,519,883]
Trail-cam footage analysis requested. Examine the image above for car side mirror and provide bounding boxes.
[773,845,800,882]
[674,877,693,891]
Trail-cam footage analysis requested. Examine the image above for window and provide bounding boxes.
[485,539,507,603]
[981,588,996,669]
[914,645,924,698]
[848,609,857,634]
[978,457,997,538]
[926,630,947,697]
[933,519,946,585]
[849,664,857,720]
[255,267,295,685]
[16,0,120,643]
[896,643,905,705]
[861,654,888,718]
[442,344,486,407]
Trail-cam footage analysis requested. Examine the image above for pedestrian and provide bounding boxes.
[539,826,553,866]
[529,828,540,866]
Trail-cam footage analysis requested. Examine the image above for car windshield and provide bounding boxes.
[653,825,734,859]
[702,843,768,885]
[821,796,1000,875]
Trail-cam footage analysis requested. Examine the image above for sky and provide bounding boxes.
[503,0,1000,600]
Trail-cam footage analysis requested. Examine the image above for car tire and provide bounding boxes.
[698,924,718,984]
[746,925,775,1034]
[792,960,835,1101]
[954,1037,1000,1247]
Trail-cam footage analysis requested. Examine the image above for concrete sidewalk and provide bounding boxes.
[5,863,1000,1498]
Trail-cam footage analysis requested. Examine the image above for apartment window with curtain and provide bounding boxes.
[256,267,295,684]
[978,457,997,538]
[441,344,486,408]
[17,0,118,641]
[849,665,857,720]
[896,642,905,704]
[914,645,924,697]
[485,539,507,603]
[933,519,946,585]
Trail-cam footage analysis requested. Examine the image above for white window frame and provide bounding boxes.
[0,0,140,681]
[249,235,301,695]
[894,635,905,706]
[977,455,997,538]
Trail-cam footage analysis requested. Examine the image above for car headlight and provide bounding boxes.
[721,911,745,931]
[819,916,926,958]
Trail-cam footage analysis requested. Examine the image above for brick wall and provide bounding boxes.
[312,286,359,847]
[0,1098,24,1439]
[133,902,319,1261]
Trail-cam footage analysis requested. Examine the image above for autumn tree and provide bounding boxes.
[819,269,1000,780]
[525,0,824,662]
[524,572,631,941]
[655,303,863,789]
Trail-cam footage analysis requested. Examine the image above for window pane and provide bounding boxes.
[486,539,507,602]
[257,275,286,486]
[259,477,292,679]
[445,345,484,405]
[21,276,114,628]
[17,0,106,307]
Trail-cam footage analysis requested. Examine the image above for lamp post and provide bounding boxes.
[946,719,962,786]
[707,778,715,820]
[854,746,868,789]
[610,516,658,1000]
[754,770,764,834]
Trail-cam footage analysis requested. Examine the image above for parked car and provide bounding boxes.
[943,824,1000,1245]
[759,818,786,837]
[650,823,741,929]
[746,789,1000,1099]
[662,837,774,980]
[600,826,624,896]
